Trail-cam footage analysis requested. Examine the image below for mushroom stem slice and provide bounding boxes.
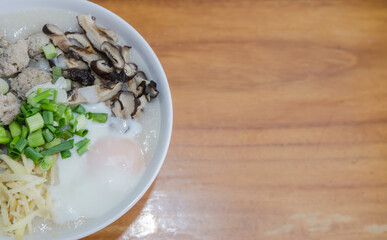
[123,63,137,79]
[42,24,72,52]
[121,46,131,64]
[101,42,125,69]
[77,15,118,51]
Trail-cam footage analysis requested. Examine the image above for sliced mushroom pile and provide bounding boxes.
[43,15,159,119]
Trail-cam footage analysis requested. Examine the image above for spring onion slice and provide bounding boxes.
[7,148,20,160]
[76,142,89,156]
[14,138,28,153]
[60,150,71,159]
[0,126,7,137]
[42,111,54,125]
[24,146,43,163]
[28,129,45,147]
[0,137,10,144]
[40,155,55,171]
[75,138,90,148]
[42,43,57,60]
[9,136,20,149]
[42,128,54,142]
[21,125,28,139]
[75,129,88,137]
[52,66,62,82]
[73,104,86,114]
[62,129,73,140]
[26,113,44,132]
[90,113,108,123]
[0,77,9,94]
[41,103,58,112]
[44,138,61,149]
[42,140,74,156]
[9,121,21,138]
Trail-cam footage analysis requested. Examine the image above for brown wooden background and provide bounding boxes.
[85,0,387,239]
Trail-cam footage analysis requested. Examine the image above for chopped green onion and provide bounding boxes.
[28,89,53,106]
[57,118,66,128]
[0,78,9,94]
[0,126,7,137]
[73,104,86,114]
[62,129,74,140]
[27,129,45,147]
[41,103,58,112]
[76,142,89,156]
[52,66,62,82]
[5,130,11,138]
[9,121,21,138]
[53,89,58,102]
[55,104,66,119]
[64,106,73,124]
[65,79,72,91]
[75,129,88,137]
[20,105,28,115]
[42,43,57,60]
[14,138,28,152]
[90,113,108,123]
[26,107,41,117]
[44,138,61,149]
[24,146,43,163]
[21,125,28,139]
[46,125,56,133]
[42,111,54,125]
[75,115,88,131]
[26,113,44,132]
[40,155,55,171]
[8,148,20,160]
[42,140,74,156]
[54,129,63,138]
[42,128,54,142]
[9,136,20,149]
[61,150,71,159]
[0,136,11,145]
[16,113,26,125]
[75,138,90,148]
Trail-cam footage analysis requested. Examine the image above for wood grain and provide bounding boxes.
[85,0,387,239]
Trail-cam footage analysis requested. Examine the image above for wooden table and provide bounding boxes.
[86,1,387,239]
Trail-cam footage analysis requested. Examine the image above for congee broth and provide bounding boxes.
[0,8,160,239]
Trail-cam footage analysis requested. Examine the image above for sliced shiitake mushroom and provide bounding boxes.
[148,80,159,99]
[90,60,114,76]
[65,32,96,54]
[123,63,137,79]
[42,24,72,52]
[121,46,131,64]
[64,68,95,86]
[101,42,124,69]
[69,83,122,105]
[65,58,89,70]
[132,95,148,118]
[77,15,118,51]
[111,91,138,119]
[69,45,100,65]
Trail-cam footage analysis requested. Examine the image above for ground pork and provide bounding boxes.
[10,67,52,99]
[0,39,29,77]
[26,33,50,58]
[0,92,20,125]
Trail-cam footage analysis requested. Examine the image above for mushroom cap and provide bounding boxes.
[101,42,125,69]
[90,60,115,76]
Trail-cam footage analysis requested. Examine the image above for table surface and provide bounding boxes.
[86,0,387,239]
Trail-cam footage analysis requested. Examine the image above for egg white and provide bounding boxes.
[49,102,144,224]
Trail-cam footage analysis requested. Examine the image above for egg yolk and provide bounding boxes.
[86,137,144,175]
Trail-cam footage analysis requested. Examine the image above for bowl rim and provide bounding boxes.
[0,0,173,239]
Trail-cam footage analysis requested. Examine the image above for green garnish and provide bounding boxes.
[42,140,74,156]
[52,66,62,82]
[9,121,21,138]
[42,43,57,60]
[26,113,44,132]
[28,129,45,147]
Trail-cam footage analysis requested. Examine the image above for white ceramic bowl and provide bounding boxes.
[0,0,173,239]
